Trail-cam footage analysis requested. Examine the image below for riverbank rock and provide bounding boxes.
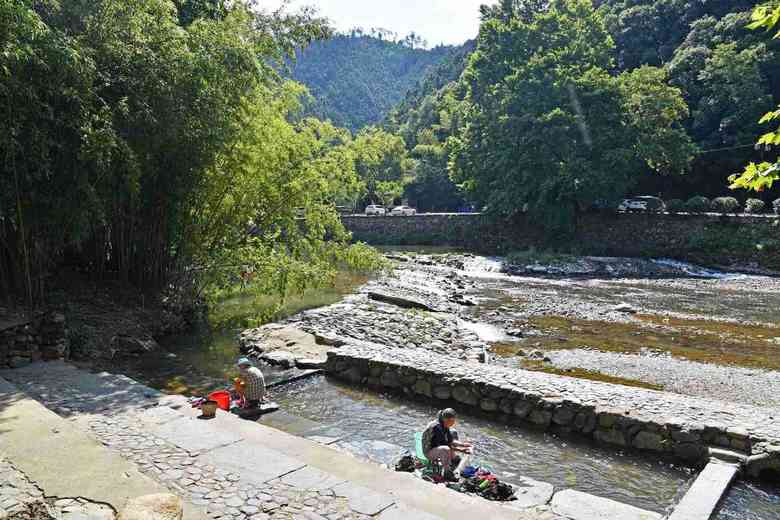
[613,303,637,314]
[367,291,438,312]
[262,350,296,368]
[111,335,159,357]
[118,494,182,520]
[240,325,335,368]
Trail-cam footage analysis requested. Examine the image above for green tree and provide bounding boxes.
[375,181,405,208]
[449,0,694,230]
[730,2,780,191]
[350,127,414,205]
[187,82,374,297]
[0,0,356,306]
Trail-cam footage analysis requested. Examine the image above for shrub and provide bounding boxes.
[745,199,766,214]
[666,199,686,213]
[685,196,711,213]
[774,199,780,215]
[711,196,740,214]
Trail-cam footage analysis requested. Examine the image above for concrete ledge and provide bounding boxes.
[551,490,662,520]
[0,377,208,520]
[325,343,780,475]
[667,461,739,520]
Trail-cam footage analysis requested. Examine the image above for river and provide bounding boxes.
[124,248,780,519]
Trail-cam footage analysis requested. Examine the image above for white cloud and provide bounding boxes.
[257,0,493,46]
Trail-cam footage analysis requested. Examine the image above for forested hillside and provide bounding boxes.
[388,0,780,214]
[290,33,460,130]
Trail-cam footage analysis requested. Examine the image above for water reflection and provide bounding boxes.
[717,481,780,520]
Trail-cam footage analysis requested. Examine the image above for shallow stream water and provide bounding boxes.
[130,250,780,519]
[270,375,691,514]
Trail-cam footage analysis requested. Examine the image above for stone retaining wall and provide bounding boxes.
[325,342,780,479]
[0,313,68,369]
[342,213,780,270]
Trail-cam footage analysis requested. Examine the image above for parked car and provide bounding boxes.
[617,196,666,213]
[365,204,386,216]
[390,205,417,216]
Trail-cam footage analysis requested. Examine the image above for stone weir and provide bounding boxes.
[325,342,780,480]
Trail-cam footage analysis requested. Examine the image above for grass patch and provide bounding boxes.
[519,360,665,391]
[505,247,577,266]
[524,315,780,371]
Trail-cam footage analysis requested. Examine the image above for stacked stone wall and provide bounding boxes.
[342,213,780,270]
[325,343,780,479]
[0,313,69,369]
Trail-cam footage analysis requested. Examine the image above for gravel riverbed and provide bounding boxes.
[546,349,780,409]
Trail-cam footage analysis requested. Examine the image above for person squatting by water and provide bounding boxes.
[422,408,474,480]
[236,357,266,407]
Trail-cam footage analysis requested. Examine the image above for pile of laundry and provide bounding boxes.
[394,453,516,502]
[451,466,516,501]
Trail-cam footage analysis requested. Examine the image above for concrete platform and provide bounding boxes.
[551,489,662,520]
[199,441,306,485]
[667,461,739,520]
[0,377,208,520]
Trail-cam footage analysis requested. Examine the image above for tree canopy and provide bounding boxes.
[0,0,381,308]
[729,2,780,192]
[383,0,780,210]
[448,0,694,229]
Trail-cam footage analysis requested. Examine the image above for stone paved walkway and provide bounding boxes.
[87,415,374,520]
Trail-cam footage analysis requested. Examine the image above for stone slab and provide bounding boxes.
[199,441,305,485]
[551,490,662,520]
[336,439,407,466]
[331,481,395,516]
[667,462,739,520]
[150,415,243,453]
[378,503,445,520]
[279,466,346,491]
[138,405,184,426]
[306,435,343,446]
[367,291,439,312]
[507,476,555,509]
[0,361,162,415]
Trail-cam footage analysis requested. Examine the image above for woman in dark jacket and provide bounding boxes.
[421,408,474,478]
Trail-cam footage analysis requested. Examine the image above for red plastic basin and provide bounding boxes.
[207,390,231,411]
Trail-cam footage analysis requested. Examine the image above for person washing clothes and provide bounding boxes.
[422,408,474,480]
[236,357,266,408]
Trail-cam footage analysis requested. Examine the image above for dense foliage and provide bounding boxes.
[729,2,780,192]
[382,0,780,214]
[449,0,694,229]
[290,33,457,131]
[0,0,383,308]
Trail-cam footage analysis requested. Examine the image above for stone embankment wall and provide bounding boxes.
[325,343,780,479]
[0,313,68,368]
[342,213,780,269]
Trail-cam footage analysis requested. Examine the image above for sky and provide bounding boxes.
[258,0,494,46]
